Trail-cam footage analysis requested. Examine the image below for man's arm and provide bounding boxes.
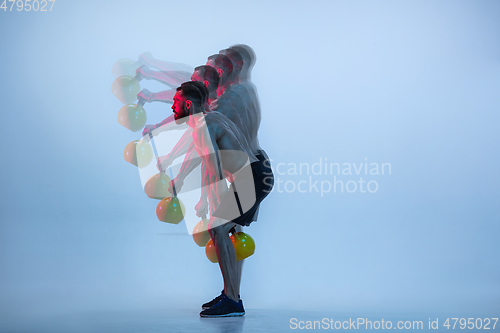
[139,52,193,73]
[168,115,222,194]
[195,118,224,181]
[136,65,191,88]
[138,88,175,104]
[142,113,179,138]
[157,129,194,171]
[195,165,209,218]
[168,144,202,194]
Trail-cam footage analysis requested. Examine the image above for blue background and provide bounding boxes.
[0,0,499,322]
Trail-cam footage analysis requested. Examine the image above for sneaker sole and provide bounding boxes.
[200,312,245,318]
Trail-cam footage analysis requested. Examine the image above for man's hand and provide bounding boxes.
[137,88,152,103]
[135,65,152,81]
[156,155,172,172]
[195,199,209,218]
[142,124,156,138]
[168,177,184,195]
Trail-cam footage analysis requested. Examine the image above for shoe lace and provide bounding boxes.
[213,295,228,308]
[208,291,224,303]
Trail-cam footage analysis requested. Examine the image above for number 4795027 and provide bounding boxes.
[1,0,55,11]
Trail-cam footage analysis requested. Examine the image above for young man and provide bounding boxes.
[160,48,272,314]
[141,47,272,315]
[199,47,271,313]
[171,82,273,317]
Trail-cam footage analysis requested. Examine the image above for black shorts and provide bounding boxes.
[212,151,274,226]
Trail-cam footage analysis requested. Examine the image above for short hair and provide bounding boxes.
[230,44,255,70]
[187,80,209,105]
[219,48,243,79]
[207,54,233,86]
[193,65,220,93]
[177,81,205,109]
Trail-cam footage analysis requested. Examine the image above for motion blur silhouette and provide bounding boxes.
[112,45,273,318]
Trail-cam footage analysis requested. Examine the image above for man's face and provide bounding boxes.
[206,59,223,78]
[191,70,210,92]
[171,91,188,123]
[190,70,203,83]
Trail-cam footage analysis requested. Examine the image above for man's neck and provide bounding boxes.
[239,71,250,82]
[208,93,217,104]
[217,82,231,97]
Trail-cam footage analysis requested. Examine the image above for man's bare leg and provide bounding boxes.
[234,224,244,290]
[209,220,240,302]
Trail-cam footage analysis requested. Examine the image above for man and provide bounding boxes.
[172,82,273,317]
[197,46,272,313]
[162,48,272,314]
[143,48,272,314]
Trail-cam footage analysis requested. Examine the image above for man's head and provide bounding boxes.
[187,80,210,109]
[219,48,243,81]
[229,44,255,81]
[172,81,206,123]
[191,65,220,95]
[206,54,233,87]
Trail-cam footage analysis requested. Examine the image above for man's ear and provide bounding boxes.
[185,100,192,110]
[203,80,209,89]
[217,68,223,77]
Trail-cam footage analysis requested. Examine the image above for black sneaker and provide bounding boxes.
[202,290,225,309]
[200,294,245,317]
[202,290,241,309]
